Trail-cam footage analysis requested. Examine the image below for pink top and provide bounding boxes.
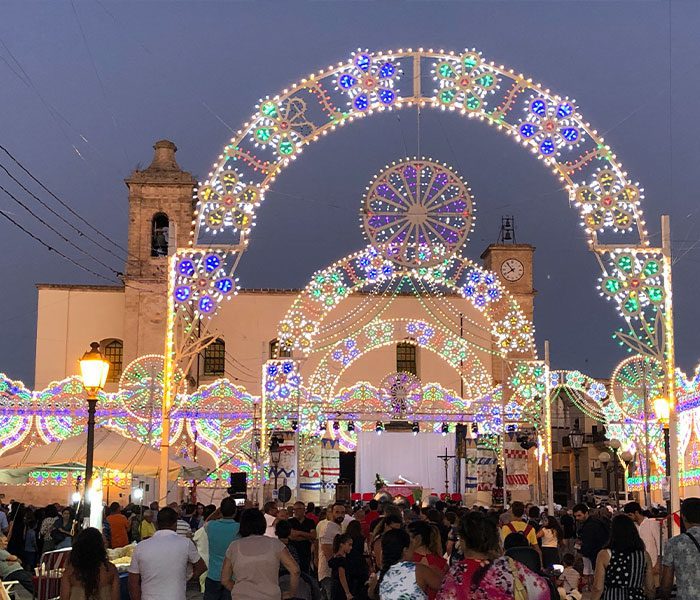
[436,556,550,600]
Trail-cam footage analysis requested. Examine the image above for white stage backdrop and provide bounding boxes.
[356,432,456,493]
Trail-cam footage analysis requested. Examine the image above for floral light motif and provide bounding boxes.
[432,50,499,111]
[600,252,665,318]
[509,362,546,402]
[173,251,237,318]
[363,320,394,346]
[493,309,534,351]
[250,97,314,159]
[278,310,317,351]
[308,270,347,308]
[356,246,394,281]
[264,360,302,400]
[336,51,401,112]
[379,372,422,418]
[587,381,608,402]
[197,169,260,235]
[406,321,435,345]
[330,338,360,367]
[441,338,468,366]
[574,169,641,233]
[518,96,583,157]
[463,269,501,308]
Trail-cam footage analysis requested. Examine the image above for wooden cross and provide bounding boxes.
[437,447,456,498]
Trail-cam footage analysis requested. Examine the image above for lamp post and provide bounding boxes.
[79,342,109,515]
[607,439,622,510]
[620,449,635,505]
[653,397,673,538]
[569,427,585,504]
[598,451,612,504]
[269,436,282,494]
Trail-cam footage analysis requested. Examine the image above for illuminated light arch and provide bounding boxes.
[307,317,494,401]
[549,369,612,422]
[278,246,534,357]
[181,48,671,392]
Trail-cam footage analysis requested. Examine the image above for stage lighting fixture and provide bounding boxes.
[333,421,340,431]
[441,422,449,436]
[347,421,355,432]
[319,421,327,431]
[412,422,419,435]
[291,420,298,431]
[375,421,384,435]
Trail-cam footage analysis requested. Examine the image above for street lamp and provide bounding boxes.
[269,436,282,493]
[598,451,612,503]
[607,438,622,509]
[79,342,109,513]
[620,449,635,505]
[653,396,672,537]
[569,427,585,504]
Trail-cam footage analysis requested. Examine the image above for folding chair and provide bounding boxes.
[35,548,71,600]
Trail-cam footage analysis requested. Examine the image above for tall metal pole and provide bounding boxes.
[84,397,98,514]
[642,361,652,508]
[661,215,680,528]
[159,253,177,504]
[544,341,554,514]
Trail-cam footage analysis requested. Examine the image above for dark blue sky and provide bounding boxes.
[1,1,699,386]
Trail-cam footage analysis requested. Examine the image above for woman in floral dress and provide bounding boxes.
[436,512,550,600]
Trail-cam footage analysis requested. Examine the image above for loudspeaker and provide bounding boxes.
[229,472,247,493]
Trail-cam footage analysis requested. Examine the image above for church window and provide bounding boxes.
[396,342,417,375]
[151,213,170,257]
[102,339,123,384]
[204,338,226,376]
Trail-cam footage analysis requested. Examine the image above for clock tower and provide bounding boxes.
[480,243,536,324]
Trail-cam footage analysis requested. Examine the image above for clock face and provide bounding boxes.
[500,258,524,282]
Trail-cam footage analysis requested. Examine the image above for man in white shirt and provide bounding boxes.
[318,503,345,599]
[128,506,206,600]
[263,500,279,537]
[624,502,661,568]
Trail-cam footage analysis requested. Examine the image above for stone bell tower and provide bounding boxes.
[122,140,196,365]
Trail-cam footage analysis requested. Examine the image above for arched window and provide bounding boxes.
[204,338,226,376]
[269,338,292,359]
[101,339,123,384]
[396,342,417,376]
[151,213,169,257]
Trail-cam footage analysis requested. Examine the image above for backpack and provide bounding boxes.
[506,521,534,539]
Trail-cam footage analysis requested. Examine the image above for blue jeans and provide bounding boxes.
[203,577,229,600]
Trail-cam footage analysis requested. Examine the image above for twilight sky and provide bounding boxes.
[1,1,699,386]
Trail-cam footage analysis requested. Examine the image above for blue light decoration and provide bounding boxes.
[519,123,536,138]
[379,62,395,78]
[205,254,221,272]
[199,296,215,314]
[517,95,583,158]
[531,98,546,116]
[178,259,195,277]
[215,278,234,293]
[174,286,191,302]
[378,89,395,105]
[354,94,369,111]
[355,53,371,71]
[540,139,555,155]
[338,74,356,89]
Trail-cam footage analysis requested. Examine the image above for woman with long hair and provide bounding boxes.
[328,533,353,600]
[39,504,59,553]
[436,511,550,600]
[371,514,403,572]
[345,519,369,599]
[536,515,564,568]
[407,521,447,600]
[591,514,654,600]
[376,528,441,599]
[59,527,119,600]
[53,507,75,550]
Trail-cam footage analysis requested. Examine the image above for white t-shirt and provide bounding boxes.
[637,517,660,566]
[264,513,276,537]
[317,520,341,581]
[128,529,201,600]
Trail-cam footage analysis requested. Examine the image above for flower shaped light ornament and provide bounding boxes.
[432,50,499,111]
[587,381,608,403]
[510,362,546,401]
[173,252,237,318]
[518,96,583,157]
[363,320,394,346]
[356,246,394,282]
[493,309,534,351]
[406,321,435,346]
[308,270,348,308]
[278,310,317,351]
[250,97,313,159]
[565,370,587,389]
[463,269,501,309]
[330,338,360,367]
[574,169,641,233]
[197,169,260,236]
[264,361,301,400]
[441,338,467,366]
[336,51,401,112]
[600,252,665,318]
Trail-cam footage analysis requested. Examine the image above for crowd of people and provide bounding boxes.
[0,494,699,599]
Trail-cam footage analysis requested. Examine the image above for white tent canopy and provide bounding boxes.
[0,428,211,480]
